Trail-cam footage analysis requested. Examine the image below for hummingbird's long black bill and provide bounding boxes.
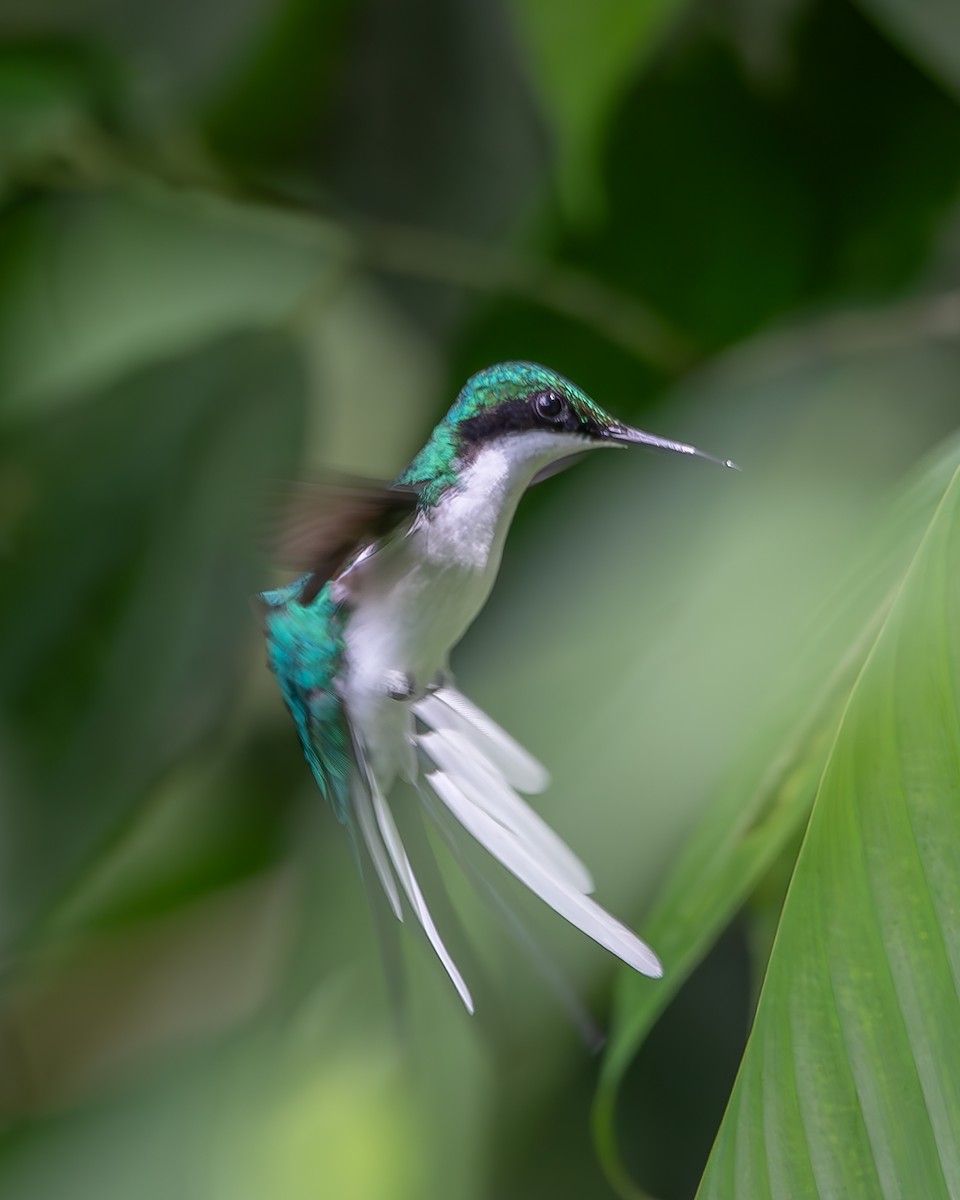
[609,424,740,470]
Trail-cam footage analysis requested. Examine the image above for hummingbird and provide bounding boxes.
[258,361,735,1012]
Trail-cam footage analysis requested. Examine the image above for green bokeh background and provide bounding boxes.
[1,2,960,1198]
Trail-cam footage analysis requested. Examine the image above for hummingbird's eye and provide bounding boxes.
[534,390,565,421]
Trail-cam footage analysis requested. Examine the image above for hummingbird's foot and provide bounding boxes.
[384,670,422,702]
[425,668,455,694]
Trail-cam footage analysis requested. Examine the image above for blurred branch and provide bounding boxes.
[24,132,698,374]
[716,290,960,382]
[345,216,697,371]
[25,134,960,385]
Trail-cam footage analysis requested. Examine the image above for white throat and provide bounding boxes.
[430,430,590,566]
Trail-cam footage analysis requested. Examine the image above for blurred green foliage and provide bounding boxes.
[1,2,959,1198]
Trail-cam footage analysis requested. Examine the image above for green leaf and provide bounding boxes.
[0,189,328,416]
[510,0,689,213]
[303,0,548,252]
[0,43,117,195]
[0,331,307,954]
[854,0,960,101]
[593,431,960,1198]
[0,0,277,117]
[696,450,960,1197]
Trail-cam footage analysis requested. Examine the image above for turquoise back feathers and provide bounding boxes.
[259,580,353,820]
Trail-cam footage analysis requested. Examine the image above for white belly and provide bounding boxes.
[341,470,509,790]
[339,432,581,791]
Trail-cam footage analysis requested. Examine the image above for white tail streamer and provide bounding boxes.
[425,770,662,979]
[418,728,594,894]
[369,773,475,1013]
[413,687,550,794]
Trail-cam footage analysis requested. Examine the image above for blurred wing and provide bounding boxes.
[268,474,421,603]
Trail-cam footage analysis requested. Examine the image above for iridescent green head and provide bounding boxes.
[399,361,735,505]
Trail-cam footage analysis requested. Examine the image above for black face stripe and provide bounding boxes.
[457,393,608,448]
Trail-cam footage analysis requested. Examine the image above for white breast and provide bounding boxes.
[341,431,582,790]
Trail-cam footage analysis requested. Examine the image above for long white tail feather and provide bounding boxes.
[416,779,605,1050]
[426,770,663,979]
[370,773,475,1013]
[418,728,595,895]
[413,687,550,794]
[350,776,403,921]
